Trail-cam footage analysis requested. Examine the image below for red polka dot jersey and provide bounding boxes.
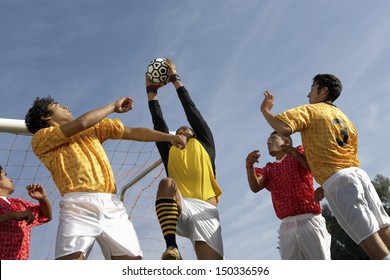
[0,197,50,260]
[254,146,321,219]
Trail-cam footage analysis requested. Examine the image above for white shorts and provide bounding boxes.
[55,192,143,259]
[177,197,224,258]
[322,167,390,244]
[279,213,331,260]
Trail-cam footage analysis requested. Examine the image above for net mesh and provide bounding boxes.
[0,131,195,260]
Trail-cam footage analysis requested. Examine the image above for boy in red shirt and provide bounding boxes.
[0,165,52,260]
[246,132,331,259]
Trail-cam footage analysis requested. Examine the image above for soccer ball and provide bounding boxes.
[146,58,169,84]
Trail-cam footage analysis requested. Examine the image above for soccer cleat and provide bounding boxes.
[161,246,182,260]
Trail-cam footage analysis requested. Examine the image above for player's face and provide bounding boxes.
[267,134,284,156]
[307,83,323,104]
[0,170,15,194]
[46,102,73,123]
[176,126,194,140]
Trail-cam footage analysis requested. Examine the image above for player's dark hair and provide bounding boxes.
[176,125,196,139]
[313,74,342,102]
[271,131,293,146]
[25,96,55,134]
[0,165,3,180]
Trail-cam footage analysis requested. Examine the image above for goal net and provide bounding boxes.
[0,118,195,260]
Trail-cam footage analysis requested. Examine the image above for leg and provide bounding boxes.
[378,226,390,250]
[55,195,96,260]
[156,177,182,207]
[56,252,142,260]
[279,219,301,260]
[97,195,143,260]
[359,231,390,260]
[56,252,84,260]
[298,214,332,260]
[195,241,223,260]
[323,169,390,259]
[155,177,182,260]
[111,255,142,260]
[184,199,224,260]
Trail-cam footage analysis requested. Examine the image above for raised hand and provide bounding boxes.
[145,72,167,92]
[170,134,187,150]
[260,91,275,114]
[165,58,177,76]
[114,97,134,113]
[281,145,299,157]
[246,150,260,168]
[26,184,47,200]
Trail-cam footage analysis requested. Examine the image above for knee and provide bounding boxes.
[157,177,177,197]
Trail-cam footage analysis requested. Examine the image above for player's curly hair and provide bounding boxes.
[25,96,55,134]
[313,74,343,102]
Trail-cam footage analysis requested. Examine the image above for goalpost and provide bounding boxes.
[0,118,194,260]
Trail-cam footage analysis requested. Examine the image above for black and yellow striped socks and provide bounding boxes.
[155,197,179,248]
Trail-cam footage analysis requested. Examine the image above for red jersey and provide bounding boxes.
[254,146,321,219]
[0,197,50,260]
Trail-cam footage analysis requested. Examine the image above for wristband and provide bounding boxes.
[146,85,159,93]
[169,74,180,83]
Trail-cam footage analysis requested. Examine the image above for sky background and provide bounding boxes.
[1,0,390,261]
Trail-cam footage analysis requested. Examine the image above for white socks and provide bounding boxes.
[383,254,390,260]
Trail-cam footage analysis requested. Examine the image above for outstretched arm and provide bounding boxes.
[165,59,215,152]
[260,91,292,136]
[60,97,134,137]
[146,73,172,170]
[123,127,186,150]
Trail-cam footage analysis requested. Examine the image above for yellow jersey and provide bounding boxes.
[276,102,360,184]
[168,138,222,202]
[32,118,124,196]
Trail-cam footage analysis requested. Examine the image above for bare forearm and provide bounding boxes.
[123,127,171,142]
[261,109,292,136]
[246,167,264,193]
[39,198,52,221]
[61,103,115,137]
[173,79,183,90]
[147,91,158,101]
[77,103,115,127]
[0,212,16,223]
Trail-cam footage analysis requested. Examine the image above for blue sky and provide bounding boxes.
[1,0,390,261]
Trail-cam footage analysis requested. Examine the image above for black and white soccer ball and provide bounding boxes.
[146,58,169,84]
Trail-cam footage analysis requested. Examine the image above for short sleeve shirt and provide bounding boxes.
[32,118,124,195]
[0,197,49,260]
[276,103,360,185]
[254,146,321,219]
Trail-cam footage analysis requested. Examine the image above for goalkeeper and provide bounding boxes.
[146,58,224,260]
